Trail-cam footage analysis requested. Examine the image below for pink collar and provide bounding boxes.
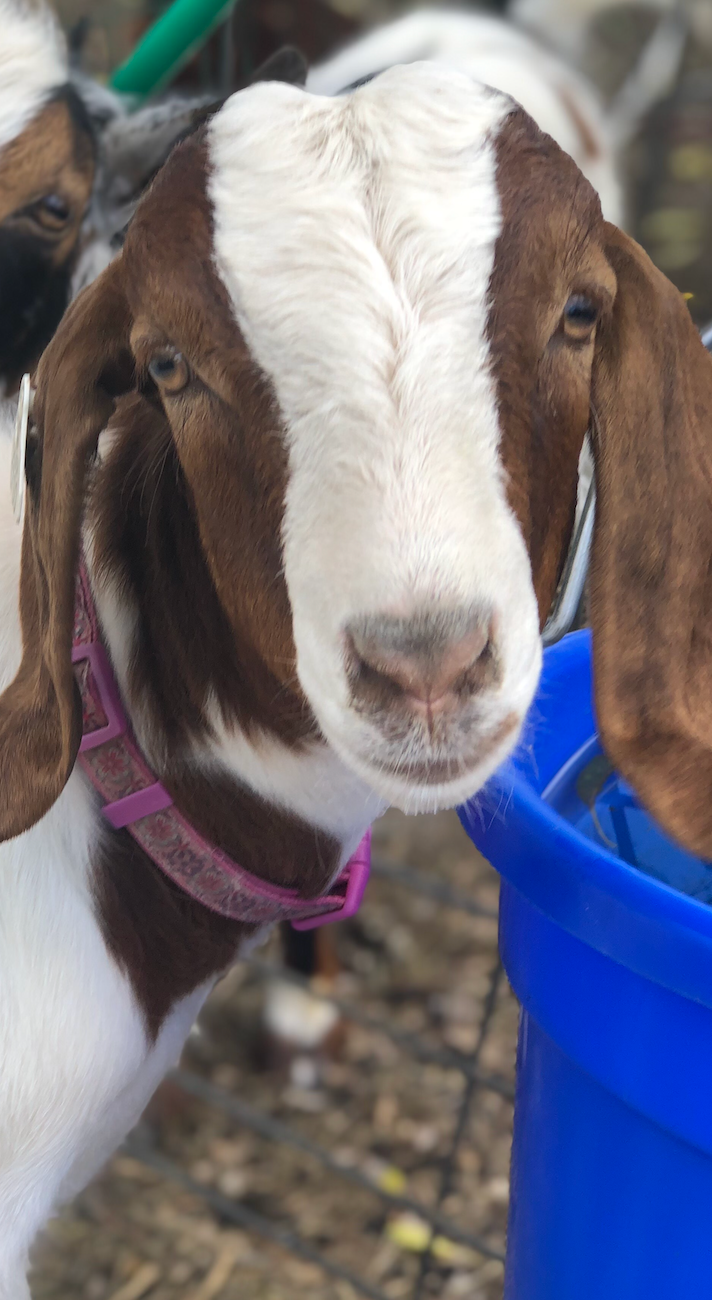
[71,561,370,930]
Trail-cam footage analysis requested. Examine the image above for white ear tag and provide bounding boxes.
[11,373,32,526]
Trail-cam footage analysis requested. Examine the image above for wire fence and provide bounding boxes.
[121,849,514,1300]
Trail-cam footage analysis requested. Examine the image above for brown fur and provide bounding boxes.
[489,108,614,622]
[97,133,315,747]
[0,130,338,1032]
[0,93,94,257]
[89,375,336,1036]
[589,226,712,859]
[491,107,712,860]
[0,258,131,842]
[90,389,311,750]
[96,772,339,1038]
[0,88,96,389]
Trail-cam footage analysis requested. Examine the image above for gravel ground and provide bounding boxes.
[31,810,516,1300]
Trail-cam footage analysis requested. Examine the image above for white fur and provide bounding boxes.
[0,397,376,1294]
[202,712,385,861]
[0,422,214,1295]
[0,0,67,155]
[307,10,622,225]
[209,68,541,815]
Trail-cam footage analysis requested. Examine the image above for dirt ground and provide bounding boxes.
[31,811,516,1300]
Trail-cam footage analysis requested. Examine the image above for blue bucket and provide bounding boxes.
[458,630,712,1299]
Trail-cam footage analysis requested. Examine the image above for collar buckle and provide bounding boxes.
[71,640,127,751]
[292,831,372,931]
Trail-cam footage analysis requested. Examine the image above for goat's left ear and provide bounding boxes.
[589,223,712,858]
[0,258,135,841]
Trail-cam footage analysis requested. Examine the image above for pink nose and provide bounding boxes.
[345,607,498,719]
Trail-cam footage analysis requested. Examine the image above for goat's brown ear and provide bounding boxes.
[0,257,134,841]
[590,223,712,858]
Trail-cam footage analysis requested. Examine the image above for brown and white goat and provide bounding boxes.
[0,0,96,393]
[2,66,712,1295]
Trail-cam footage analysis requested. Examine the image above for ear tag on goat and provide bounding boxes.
[11,373,32,526]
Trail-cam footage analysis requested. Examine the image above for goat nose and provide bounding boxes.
[345,607,498,715]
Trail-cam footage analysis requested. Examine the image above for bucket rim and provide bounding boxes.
[458,629,712,1008]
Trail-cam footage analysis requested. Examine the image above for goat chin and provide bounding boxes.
[324,723,528,817]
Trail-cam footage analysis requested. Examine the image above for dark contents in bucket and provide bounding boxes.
[544,737,712,904]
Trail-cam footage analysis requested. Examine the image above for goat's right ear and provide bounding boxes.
[589,225,712,859]
[0,257,134,841]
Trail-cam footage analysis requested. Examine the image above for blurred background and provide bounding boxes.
[32,2,712,1298]
[52,0,712,318]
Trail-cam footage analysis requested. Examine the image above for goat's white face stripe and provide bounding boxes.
[0,0,67,155]
[209,67,541,812]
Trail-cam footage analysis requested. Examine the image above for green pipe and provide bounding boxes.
[110,0,238,99]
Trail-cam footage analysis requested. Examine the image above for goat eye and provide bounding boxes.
[563,294,598,341]
[33,194,71,231]
[148,350,190,394]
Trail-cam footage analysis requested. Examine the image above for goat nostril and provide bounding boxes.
[345,610,498,714]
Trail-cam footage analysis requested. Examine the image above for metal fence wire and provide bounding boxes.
[122,842,515,1300]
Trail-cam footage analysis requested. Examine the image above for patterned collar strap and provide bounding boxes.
[71,561,371,929]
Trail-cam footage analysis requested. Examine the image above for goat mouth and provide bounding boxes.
[382,756,477,786]
[375,711,520,787]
